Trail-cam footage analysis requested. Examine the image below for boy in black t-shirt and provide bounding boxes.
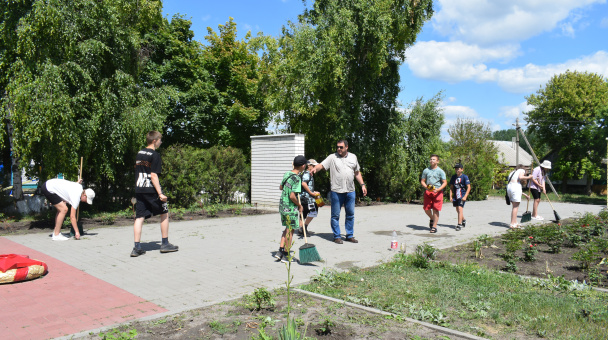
[131,131,178,257]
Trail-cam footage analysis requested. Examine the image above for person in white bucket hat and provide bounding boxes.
[528,160,552,220]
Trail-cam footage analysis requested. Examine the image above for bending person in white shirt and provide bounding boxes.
[41,178,95,240]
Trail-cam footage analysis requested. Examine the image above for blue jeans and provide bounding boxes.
[330,191,356,239]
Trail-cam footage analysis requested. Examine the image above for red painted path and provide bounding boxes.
[0,237,166,340]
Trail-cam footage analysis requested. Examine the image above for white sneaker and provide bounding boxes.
[52,233,69,241]
[532,216,544,221]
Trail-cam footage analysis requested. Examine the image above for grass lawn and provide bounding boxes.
[301,254,608,339]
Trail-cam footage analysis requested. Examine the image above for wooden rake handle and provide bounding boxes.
[77,157,83,221]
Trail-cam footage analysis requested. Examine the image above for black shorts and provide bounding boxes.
[135,193,168,219]
[530,188,542,200]
[302,200,318,219]
[452,199,466,207]
[41,182,63,206]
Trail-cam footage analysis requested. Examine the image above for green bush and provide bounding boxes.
[161,144,206,208]
[200,146,249,204]
[161,145,249,208]
[445,118,499,201]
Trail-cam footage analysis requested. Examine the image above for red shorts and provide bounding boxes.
[423,191,443,211]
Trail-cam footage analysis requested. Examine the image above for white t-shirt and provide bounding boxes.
[508,169,525,184]
[45,179,83,209]
[321,152,361,193]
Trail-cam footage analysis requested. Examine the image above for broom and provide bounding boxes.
[298,196,321,264]
[543,192,561,222]
[521,188,532,223]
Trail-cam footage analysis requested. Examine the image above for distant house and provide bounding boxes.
[488,138,533,168]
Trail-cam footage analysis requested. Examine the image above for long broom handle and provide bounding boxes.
[543,191,557,211]
[297,195,308,244]
[77,157,83,221]
[526,188,530,211]
[517,127,560,199]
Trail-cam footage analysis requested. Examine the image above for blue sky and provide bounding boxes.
[162,1,608,138]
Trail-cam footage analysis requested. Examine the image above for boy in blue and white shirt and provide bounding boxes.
[449,162,471,231]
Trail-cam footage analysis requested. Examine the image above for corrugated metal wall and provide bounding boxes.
[251,134,305,208]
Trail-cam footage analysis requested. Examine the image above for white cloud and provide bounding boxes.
[201,15,211,21]
[406,41,520,83]
[407,42,608,93]
[433,0,604,45]
[500,102,534,119]
[442,105,479,118]
[601,17,608,28]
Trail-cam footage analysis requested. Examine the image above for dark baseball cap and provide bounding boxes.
[293,155,307,166]
[454,163,463,169]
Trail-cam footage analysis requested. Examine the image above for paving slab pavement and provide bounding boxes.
[2,199,604,339]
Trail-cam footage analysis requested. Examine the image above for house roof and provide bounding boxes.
[489,140,533,167]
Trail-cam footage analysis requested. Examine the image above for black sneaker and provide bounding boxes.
[455,225,462,231]
[462,219,466,228]
[130,248,146,257]
[160,243,179,253]
[297,228,304,236]
[274,249,283,260]
[280,252,290,263]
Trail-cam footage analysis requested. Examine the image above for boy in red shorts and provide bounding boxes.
[420,155,447,233]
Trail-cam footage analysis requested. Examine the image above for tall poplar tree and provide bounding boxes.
[271,0,434,195]
[526,70,608,194]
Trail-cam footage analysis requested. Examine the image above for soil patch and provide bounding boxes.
[82,291,467,340]
[436,232,608,288]
[0,208,272,237]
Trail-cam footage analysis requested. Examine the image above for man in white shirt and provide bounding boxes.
[41,178,95,240]
[311,140,367,244]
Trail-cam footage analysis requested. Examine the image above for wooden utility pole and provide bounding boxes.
[515,117,520,166]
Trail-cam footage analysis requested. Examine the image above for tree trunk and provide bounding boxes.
[5,102,22,200]
[585,174,592,196]
[561,173,568,193]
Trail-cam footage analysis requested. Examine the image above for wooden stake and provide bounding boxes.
[77,157,83,221]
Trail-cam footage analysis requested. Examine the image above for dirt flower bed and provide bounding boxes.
[0,206,271,237]
[83,290,462,340]
[436,211,608,288]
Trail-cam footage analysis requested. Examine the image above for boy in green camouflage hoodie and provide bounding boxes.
[274,155,307,263]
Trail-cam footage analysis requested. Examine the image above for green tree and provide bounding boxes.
[271,0,434,197]
[376,93,444,202]
[526,70,608,195]
[0,0,168,208]
[202,18,275,156]
[141,15,220,148]
[447,118,499,201]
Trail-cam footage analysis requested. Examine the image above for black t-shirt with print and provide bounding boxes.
[134,148,162,194]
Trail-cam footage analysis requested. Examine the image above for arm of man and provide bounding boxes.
[310,163,325,175]
[354,171,367,196]
[69,205,78,230]
[420,178,427,189]
[150,172,167,202]
[449,184,454,201]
